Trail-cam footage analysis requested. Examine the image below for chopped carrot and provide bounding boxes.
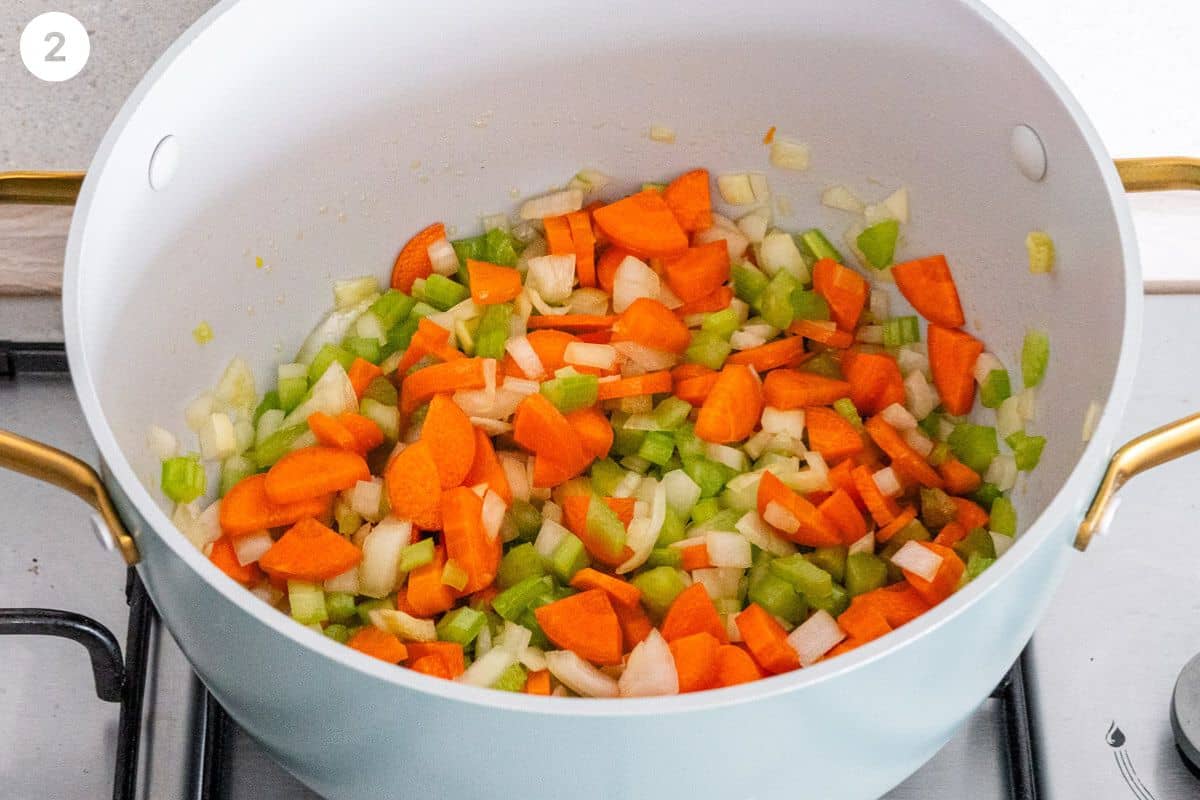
[264,446,371,504]
[501,329,574,379]
[864,415,944,488]
[611,297,691,353]
[405,641,465,677]
[660,583,728,643]
[939,456,982,496]
[804,406,865,462]
[680,542,712,571]
[259,517,362,581]
[561,495,634,566]
[219,473,333,536]
[927,324,983,416]
[390,222,445,292]
[675,285,733,316]
[531,450,592,489]
[209,536,262,584]
[735,603,800,674]
[762,126,777,145]
[717,643,766,686]
[534,589,624,665]
[933,520,968,546]
[566,407,614,460]
[694,364,763,443]
[603,496,636,526]
[595,371,673,401]
[406,544,457,616]
[408,654,453,679]
[347,627,408,664]
[837,596,893,644]
[592,191,689,259]
[674,372,720,406]
[596,246,628,294]
[812,258,867,331]
[827,639,861,657]
[614,600,654,651]
[851,464,902,526]
[662,169,713,233]
[669,632,722,693]
[347,357,383,398]
[513,393,580,455]
[951,497,989,531]
[857,584,932,628]
[441,486,501,594]
[336,412,385,454]
[566,211,597,287]
[385,440,442,530]
[400,358,488,414]
[525,669,552,695]
[826,459,865,511]
[891,255,965,328]
[818,489,868,543]
[788,319,854,349]
[467,260,523,305]
[662,241,730,303]
[526,314,617,331]
[762,370,852,410]
[569,568,642,609]
[307,411,358,451]
[875,505,918,543]
[419,394,478,489]
[462,426,512,503]
[756,470,842,547]
[395,318,457,375]
[841,351,906,416]
[902,542,966,605]
[671,363,714,382]
[543,215,575,256]
[726,336,808,372]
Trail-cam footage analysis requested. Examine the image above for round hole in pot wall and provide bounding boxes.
[147,134,179,190]
[1010,124,1047,182]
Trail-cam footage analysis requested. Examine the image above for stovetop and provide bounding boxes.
[3,297,1200,799]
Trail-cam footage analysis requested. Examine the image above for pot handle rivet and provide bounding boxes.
[1011,125,1047,182]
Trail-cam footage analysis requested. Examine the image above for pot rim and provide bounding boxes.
[61,0,1142,716]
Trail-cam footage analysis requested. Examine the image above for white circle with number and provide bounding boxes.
[20,12,90,82]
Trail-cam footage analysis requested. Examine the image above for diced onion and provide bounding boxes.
[742,431,773,460]
[534,519,571,559]
[545,650,619,698]
[786,609,845,667]
[757,408,803,441]
[737,208,771,244]
[498,620,533,656]
[282,361,356,427]
[1082,399,1101,442]
[233,530,273,566]
[667,535,709,551]
[564,342,617,371]
[459,648,518,687]
[613,255,660,313]
[691,567,743,599]
[735,511,797,556]
[872,466,902,498]
[730,330,767,350]
[481,490,507,541]
[370,608,437,642]
[541,500,563,523]
[821,184,865,214]
[657,283,684,310]
[706,442,748,471]
[324,566,359,594]
[215,357,257,411]
[474,624,493,658]
[649,124,677,143]
[427,237,460,276]
[199,412,237,461]
[568,288,611,316]
[185,393,215,432]
[741,322,778,340]
[848,531,875,556]
[903,427,934,458]
[519,189,584,220]
[896,346,931,378]
[661,469,701,516]
[883,187,910,223]
[333,277,380,310]
[515,236,547,274]
[618,630,679,697]
[472,417,512,436]
[717,174,756,205]
[802,450,829,479]
[351,478,384,521]
[996,396,1023,439]
[985,453,1017,491]
[763,500,801,534]
[295,296,375,365]
[1018,387,1038,422]
[501,376,541,397]
[359,517,412,598]
[880,403,918,431]
[505,336,546,380]
[990,531,1015,556]
[518,646,548,672]
[612,341,678,372]
[769,138,810,171]
[779,467,829,495]
[973,352,1005,385]
[890,540,942,582]
[903,371,938,420]
[256,408,285,445]
[612,470,643,499]
[452,387,498,417]
[499,453,530,502]
[526,255,577,304]
[617,517,657,575]
[705,532,753,568]
[759,230,807,281]
[869,290,890,321]
[147,425,178,460]
[693,213,750,261]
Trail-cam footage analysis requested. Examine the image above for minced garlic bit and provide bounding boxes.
[192,321,214,345]
[1026,230,1055,274]
[649,124,676,143]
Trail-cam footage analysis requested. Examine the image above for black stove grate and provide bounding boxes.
[3,342,1041,800]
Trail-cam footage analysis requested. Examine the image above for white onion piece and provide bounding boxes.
[706,442,748,472]
[519,189,584,220]
[515,236,547,274]
[481,490,507,541]
[370,609,437,642]
[726,614,743,643]
[255,408,285,445]
[884,187,911,224]
[872,467,902,498]
[470,417,513,436]
[215,357,257,411]
[233,418,255,455]
[706,532,753,568]
[730,331,767,350]
[657,283,685,311]
[426,237,459,276]
[282,361,356,427]
[474,624,493,658]
[502,376,541,396]
[504,336,546,380]
[903,428,935,459]
[761,407,805,439]
[693,213,750,261]
[534,519,571,559]
[617,516,657,575]
[541,500,563,523]
[692,567,743,599]
[323,566,359,594]
[564,342,617,371]
[736,511,798,556]
[199,412,236,462]
[742,431,773,460]
[661,469,701,517]
[459,648,518,687]
[769,138,810,171]
[869,290,890,322]
[233,530,273,566]
[973,352,1006,385]
[546,650,619,698]
[295,295,376,365]
[359,517,412,598]
[990,531,1015,556]
[717,174,755,205]
[612,470,644,499]
[569,288,611,316]
[147,425,178,460]
[737,207,771,244]
[763,501,801,535]
[332,277,380,310]
[498,620,533,655]
[759,230,807,281]
[821,184,865,214]
[667,535,708,551]
[903,371,938,421]
[891,541,942,582]
[351,478,384,521]
[897,347,931,378]
[880,403,918,431]
[518,646,548,672]
[996,396,1023,439]
[498,453,530,502]
[1018,387,1039,422]
[856,325,884,345]
[985,454,1017,491]
[618,630,679,697]
[848,531,875,556]
[612,255,660,313]
[612,341,678,372]
[452,386,498,417]
[526,255,577,304]
[786,610,845,667]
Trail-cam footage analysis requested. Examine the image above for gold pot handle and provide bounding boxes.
[0,170,84,204]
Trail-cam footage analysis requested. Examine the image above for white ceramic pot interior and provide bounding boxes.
[68,0,1128,674]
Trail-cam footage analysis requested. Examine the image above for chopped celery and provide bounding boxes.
[760,269,801,330]
[369,290,416,331]
[802,351,843,379]
[277,374,308,414]
[474,303,513,360]
[335,500,362,534]
[845,552,888,597]
[748,570,807,624]
[686,330,732,370]
[797,228,843,264]
[732,264,769,307]
[833,397,864,430]
[550,533,590,583]
[585,496,627,561]
[508,500,543,543]
[673,423,706,461]
[641,181,667,192]
[702,308,740,340]
[1006,431,1046,471]
[948,423,999,474]
[790,289,830,321]
[436,606,487,646]
[631,566,688,619]
[354,597,393,627]
[613,426,647,458]
[308,343,357,383]
[252,425,308,468]
[253,390,281,424]
[1021,330,1050,388]
[161,456,205,503]
[455,317,479,356]
[362,377,398,407]
[517,608,550,650]
[343,335,382,364]
[385,315,421,357]
[360,397,400,442]
[971,482,1002,508]
[398,538,436,572]
[409,301,439,319]
[697,509,743,532]
[452,234,487,268]
[806,546,847,583]
[491,662,529,692]
[881,316,920,347]
[928,442,951,466]
[422,274,470,311]
[324,624,351,644]
[769,554,833,605]
[637,431,675,467]
[326,592,358,624]
[589,458,626,496]
[652,397,693,430]
[485,227,520,267]
[917,410,943,440]
[979,369,1011,409]
[288,581,328,625]
[953,527,996,563]
[646,547,683,568]
[497,542,546,588]
[621,455,651,474]
[493,575,554,621]
[810,583,851,617]
[990,496,1017,536]
[919,487,958,530]
[856,219,900,269]
[655,509,686,546]
[540,374,599,414]
[683,457,732,498]
[966,552,995,580]
[219,455,255,497]
[690,497,721,525]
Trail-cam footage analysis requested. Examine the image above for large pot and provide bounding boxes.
[3,1,1199,797]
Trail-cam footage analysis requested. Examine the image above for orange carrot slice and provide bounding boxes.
[264,446,371,504]
[660,583,729,643]
[875,506,918,543]
[716,644,766,687]
[735,603,800,674]
[901,542,965,605]
[595,371,673,401]
[566,407,614,460]
[864,415,944,489]
[569,568,642,609]
[347,627,408,664]
[673,372,720,406]
[812,258,867,331]
[385,440,442,530]
[405,641,465,677]
[662,169,713,233]
[441,486,500,594]
[307,412,357,451]
[405,544,457,616]
[892,254,965,328]
[928,324,984,416]
[337,412,385,454]
[219,473,333,537]
[614,600,654,652]
[466,260,523,305]
[420,394,478,489]
[462,427,512,503]
[391,222,445,292]
[756,470,842,547]
[662,240,730,303]
[347,358,383,398]
[525,669,552,695]
[762,370,852,409]
[726,336,808,372]
[534,589,624,665]
[804,406,865,462]
[818,489,868,543]
[596,246,628,294]
[592,191,689,259]
[611,297,691,354]
[669,631,722,693]
[851,464,902,527]
[400,358,488,414]
[543,215,575,256]
[675,286,733,317]
[209,536,262,584]
[841,351,906,416]
[259,517,362,581]
[938,456,982,496]
[694,364,763,443]
[951,497,989,531]
[566,210,597,287]
[526,314,616,331]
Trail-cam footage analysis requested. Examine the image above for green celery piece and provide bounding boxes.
[324,624,351,644]
[856,219,900,269]
[631,567,688,619]
[307,343,357,383]
[613,427,647,458]
[690,497,720,525]
[948,423,999,474]
[806,546,847,584]
[810,583,851,617]
[343,335,382,365]
[326,592,358,624]
[645,548,683,569]
[485,228,520,267]
[253,390,281,425]
[701,308,740,340]
[369,290,416,331]
[748,571,808,624]
[652,397,693,430]
[287,581,328,625]
[1021,330,1050,388]
[928,441,951,467]
[802,351,843,379]
[409,301,439,319]
[673,423,706,461]
[637,431,675,467]
[655,509,686,546]
[252,424,307,468]
[493,575,554,621]
[979,369,1012,409]
[277,375,309,413]
[423,274,470,311]
[1006,430,1046,471]
[385,315,421,358]
[550,533,591,583]
[354,597,394,627]
[732,264,770,307]
[845,552,889,597]
[697,509,743,533]
[219,455,256,497]
[161,456,206,503]
[966,553,995,580]
[540,374,599,414]
[362,377,398,406]
[917,410,943,440]
[398,538,436,572]
[455,317,479,357]
[990,496,1017,536]
[790,289,830,321]
[971,482,1002,508]
[683,457,732,498]
[881,316,920,347]
[641,182,667,193]
[474,303,513,360]
[589,459,626,496]
[452,234,488,269]
[833,398,864,430]
[507,499,544,543]
[585,496,627,561]
[685,330,732,370]
[952,527,996,564]
[516,608,550,649]
[919,487,958,530]
[334,500,362,535]
[797,228,843,264]
[360,397,400,442]
[760,269,800,330]
[769,554,833,605]
[491,662,529,692]
[436,606,487,646]
[497,542,546,589]
[621,455,652,474]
